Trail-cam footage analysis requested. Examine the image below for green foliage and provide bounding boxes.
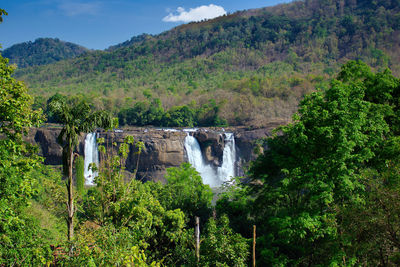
[196,99,228,127]
[73,139,249,265]
[13,0,400,126]
[49,95,113,176]
[200,215,250,267]
[49,95,113,240]
[0,8,7,23]
[118,98,164,126]
[45,93,67,123]
[339,164,400,266]
[61,224,161,266]
[118,98,227,127]
[0,52,51,264]
[5,1,400,263]
[156,163,213,225]
[85,135,141,224]
[2,38,88,68]
[104,180,186,262]
[49,97,113,149]
[75,156,85,196]
[28,165,66,244]
[77,135,187,264]
[246,61,400,265]
[163,105,196,127]
[0,57,43,140]
[215,181,254,238]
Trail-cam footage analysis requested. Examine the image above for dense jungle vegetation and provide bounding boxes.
[2,0,400,265]
[9,0,400,127]
[3,46,400,265]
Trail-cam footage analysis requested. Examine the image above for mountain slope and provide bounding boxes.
[15,0,400,126]
[2,38,89,68]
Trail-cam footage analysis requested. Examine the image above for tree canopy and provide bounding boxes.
[48,96,113,240]
[14,0,400,127]
[235,60,400,265]
[0,48,50,265]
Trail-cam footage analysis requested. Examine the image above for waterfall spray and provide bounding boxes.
[217,133,236,183]
[184,133,218,187]
[184,132,236,187]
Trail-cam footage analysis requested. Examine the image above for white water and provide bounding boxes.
[184,133,236,188]
[217,133,236,182]
[84,132,99,185]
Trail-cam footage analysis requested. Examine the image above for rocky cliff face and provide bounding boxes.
[27,127,86,165]
[97,129,187,182]
[28,123,281,182]
[27,127,63,165]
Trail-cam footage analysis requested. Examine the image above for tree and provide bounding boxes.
[248,61,392,265]
[156,163,213,226]
[339,163,400,266]
[215,180,254,238]
[45,93,67,123]
[200,215,250,266]
[162,105,196,127]
[49,97,112,241]
[84,135,144,225]
[0,9,7,23]
[0,42,50,264]
[78,137,186,265]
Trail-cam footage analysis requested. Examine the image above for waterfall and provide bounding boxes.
[84,132,99,185]
[184,134,218,187]
[184,132,236,187]
[217,133,236,183]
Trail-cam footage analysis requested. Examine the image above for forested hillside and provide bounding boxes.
[4,3,400,265]
[2,38,89,68]
[11,0,400,126]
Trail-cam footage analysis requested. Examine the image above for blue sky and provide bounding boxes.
[0,0,291,50]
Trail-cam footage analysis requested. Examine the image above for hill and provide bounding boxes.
[106,34,154,51]
[14,0,400,126]
[1,38,89,68]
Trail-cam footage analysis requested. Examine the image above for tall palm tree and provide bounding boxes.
[49,97,112,240]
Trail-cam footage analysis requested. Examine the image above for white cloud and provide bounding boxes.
[59,1,101,16]
[163,4,227,23]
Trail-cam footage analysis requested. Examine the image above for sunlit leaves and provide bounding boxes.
[249,61,398,265]
[158,163,213,225]
[0,52,49,264]
[200,215,249,266]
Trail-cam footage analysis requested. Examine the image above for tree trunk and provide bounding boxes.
[253,225,256,267]
[67,148,75,241]
[195,216,200,264]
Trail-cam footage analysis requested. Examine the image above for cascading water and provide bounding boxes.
[84,132,99,185]
[217,133,236,183]
[184,132,236,187]
[184,133,217,187]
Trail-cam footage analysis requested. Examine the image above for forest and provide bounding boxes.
[1,38,88,68]
[3,39,400,266]
[7,0,400,127]
[2,0,400,266]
